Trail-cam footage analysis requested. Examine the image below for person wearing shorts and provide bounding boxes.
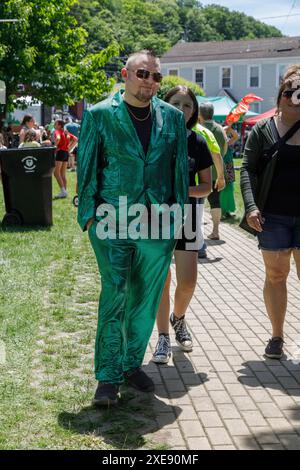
[152,86,213,364]
[53,120,77,199]
[241,64,300,359]
[199,102,227,240]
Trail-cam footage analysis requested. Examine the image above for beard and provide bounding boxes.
[134,87,155,103]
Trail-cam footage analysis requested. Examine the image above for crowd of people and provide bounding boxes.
[0,114,80,198]
[1,49,299,408]
[77,50,300,407]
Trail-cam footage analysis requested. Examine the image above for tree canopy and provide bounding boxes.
[72,0,282,57]
[0,0,118,114]
[0,0,283,118]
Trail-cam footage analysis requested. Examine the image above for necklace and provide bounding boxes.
[126,104,151,122]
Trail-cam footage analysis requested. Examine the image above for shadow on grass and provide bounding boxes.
[58,388,180,450]
[0,223,51,233]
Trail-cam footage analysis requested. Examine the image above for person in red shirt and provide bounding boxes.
[53,119,77,199]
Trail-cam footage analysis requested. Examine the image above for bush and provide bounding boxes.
[157,75,205,100]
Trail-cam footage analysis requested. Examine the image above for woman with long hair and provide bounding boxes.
[241,64,300,359]
[152,86,213,363]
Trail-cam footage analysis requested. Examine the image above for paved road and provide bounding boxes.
[145,217,300,450]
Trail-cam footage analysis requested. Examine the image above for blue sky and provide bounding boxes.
[200,0,300,36]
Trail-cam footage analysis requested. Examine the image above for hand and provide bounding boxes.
[214,175,225,192]
[86,218,95,231]
[246,210,264,232]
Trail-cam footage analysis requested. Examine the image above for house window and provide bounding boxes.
[221,67,231,88]
[249,66,260,87]
[195,69,204,88]
[168,69,178,76]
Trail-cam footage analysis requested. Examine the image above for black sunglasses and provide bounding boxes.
[127,68,163,83]
[282,89,300,99]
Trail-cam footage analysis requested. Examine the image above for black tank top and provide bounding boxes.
[264,143,300,216]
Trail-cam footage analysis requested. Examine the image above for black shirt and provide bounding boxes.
[264,143,300,216]
[125,102,152,156]
[187,130,213,204]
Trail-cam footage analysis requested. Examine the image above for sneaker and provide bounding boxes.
[124,367,154,392]
[264,337,284,359]
[92,382,120,407]
[152,334,171,364]
[170,313,193,352]
[199,242,207,259]
[54,189,67,199]
[198,249,207,259]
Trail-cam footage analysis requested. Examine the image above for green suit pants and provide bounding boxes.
[89,221,175,384]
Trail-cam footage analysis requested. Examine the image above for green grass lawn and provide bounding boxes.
[0,173,164,450]
[232,157,244,220]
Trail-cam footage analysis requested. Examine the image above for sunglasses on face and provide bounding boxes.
[282,88,300,99]
[127,68,163,83]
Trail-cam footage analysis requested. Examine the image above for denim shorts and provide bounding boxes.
[257,212,300,251]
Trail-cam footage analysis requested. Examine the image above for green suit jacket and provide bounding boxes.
[77,91,189,231]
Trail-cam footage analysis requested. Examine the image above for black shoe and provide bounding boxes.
[264,337,284,359]
[198,249,207,259]
[124,367,154,392]
[92,382,120,407]
[170,313,193,352]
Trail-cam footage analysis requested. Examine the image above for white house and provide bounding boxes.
[160,36,300,114]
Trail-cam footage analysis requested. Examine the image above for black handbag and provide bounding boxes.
[240,118,300,236]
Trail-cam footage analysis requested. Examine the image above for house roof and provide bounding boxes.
[161,36,300,63]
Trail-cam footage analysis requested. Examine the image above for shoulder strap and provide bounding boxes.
[270,117,300,150]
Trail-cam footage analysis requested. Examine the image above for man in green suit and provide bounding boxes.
[77,50,188,406]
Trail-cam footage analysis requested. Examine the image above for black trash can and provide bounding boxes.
[0,146,56,227]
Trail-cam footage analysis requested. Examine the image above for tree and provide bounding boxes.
[0,0,119,122]
[156,75,204,100]
[201,5,282,41]
[73,0,282,58]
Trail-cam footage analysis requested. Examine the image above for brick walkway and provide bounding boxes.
[144,216,300,450]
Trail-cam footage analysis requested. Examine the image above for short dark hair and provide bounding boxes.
[55,119,64,129]
[199,102,214,121]
[164,85,199,130]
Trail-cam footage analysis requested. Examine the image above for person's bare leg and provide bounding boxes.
[156,269,171,334]
[61,162,68,191]
[54,161,64,190]
[292,249,300,282]
[173,251,198,318]
[69,153,76,170]
[208,208,221,239]
[262,249,291,338]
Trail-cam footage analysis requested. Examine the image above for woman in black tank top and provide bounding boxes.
[241,64,300,359]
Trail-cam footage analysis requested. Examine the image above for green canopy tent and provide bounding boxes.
[196,95,258,123]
